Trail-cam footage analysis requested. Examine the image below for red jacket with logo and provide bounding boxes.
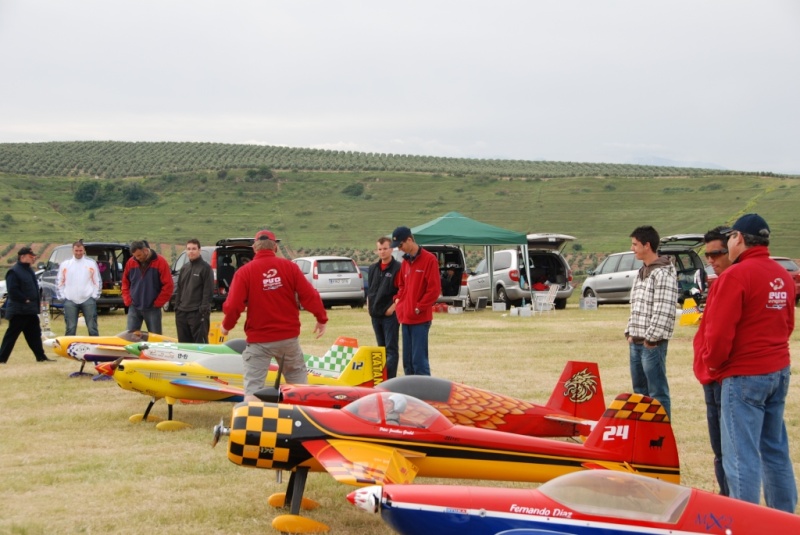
[395,247,442,325]
[222,249,327,343]
[699,246,795,380]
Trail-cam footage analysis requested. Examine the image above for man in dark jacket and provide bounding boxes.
[367,237,401,378]
[121,240,174,334]
[174,239,213,343]
[0,247,54,363]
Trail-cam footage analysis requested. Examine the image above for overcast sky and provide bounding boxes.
[1,1,799,174]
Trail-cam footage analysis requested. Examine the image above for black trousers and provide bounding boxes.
[0,314,48,363]
[175,309,209,344]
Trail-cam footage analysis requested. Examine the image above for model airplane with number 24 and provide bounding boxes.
[213,391,679,533]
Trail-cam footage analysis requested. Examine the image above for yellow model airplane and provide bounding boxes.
[103,336,386,431]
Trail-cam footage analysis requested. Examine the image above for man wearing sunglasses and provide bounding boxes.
[692,226,733,496]
[699,214,796,513]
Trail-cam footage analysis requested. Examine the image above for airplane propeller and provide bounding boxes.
[212,418,229,448]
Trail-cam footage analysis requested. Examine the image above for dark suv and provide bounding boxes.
[40,242,131,312]
[163,238,255,312]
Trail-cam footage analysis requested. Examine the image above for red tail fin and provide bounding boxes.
[583,393,680,483]
[545,361,605,421]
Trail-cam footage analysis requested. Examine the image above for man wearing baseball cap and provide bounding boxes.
[0,247,55,363]
[698,213,796,512]
[221,229,327,400]
[391,225,441,376]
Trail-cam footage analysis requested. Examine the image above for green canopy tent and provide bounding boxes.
[409,212,533,306]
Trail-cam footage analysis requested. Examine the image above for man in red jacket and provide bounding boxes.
[391,226,441,376]
[692,226,733,496]
[699,214,796,512]
[221,230,327,401]
[121,240,174,334]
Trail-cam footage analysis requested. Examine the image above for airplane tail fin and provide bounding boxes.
[207,321,226,344]
[583,393,680,483]
[305,337,360,377]
[544,361,605,421]
[679,298,702,326]
[334,346,387,387]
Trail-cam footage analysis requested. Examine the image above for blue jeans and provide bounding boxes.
[629,341,671,418]
[703,381,728,496]
[371,314,399,379]
[721,367,797,512]
[126,306,163,334]
[401,321,431,376]
[63,298,99,336]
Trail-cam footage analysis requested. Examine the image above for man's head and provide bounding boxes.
[391,226,416,255]
[703,226,733,276]
[17,247,37,265]
[630,226,660,262]
[186,238,202,261]
[376,237,393,262]
[254,229,279,252]
[72,240,86,259]
[723,213,770,261]
[130,240,151,263]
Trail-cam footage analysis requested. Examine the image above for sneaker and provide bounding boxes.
[37,357,57,362]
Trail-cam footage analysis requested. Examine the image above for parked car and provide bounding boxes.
[163,238,255,312]
[292,256,365,309]
[392,244,470,305]
[770,256,800,306]
[39,242,131,313]
[466,233,576,310]
[581,234,705,305]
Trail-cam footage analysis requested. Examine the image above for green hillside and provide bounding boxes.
[1,141,798,272]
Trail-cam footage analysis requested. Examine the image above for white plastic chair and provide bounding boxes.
[533,284,559,314]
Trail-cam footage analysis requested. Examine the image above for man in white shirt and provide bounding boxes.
[56,241,101,336]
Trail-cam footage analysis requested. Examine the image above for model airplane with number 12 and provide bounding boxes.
[213,391,679,533]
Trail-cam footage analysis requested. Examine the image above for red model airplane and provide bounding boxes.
[349,470,800,535]
[255,360,605,438]
[213,391,679,533]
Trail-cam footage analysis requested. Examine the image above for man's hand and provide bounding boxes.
[313,322,326,339]
[220,326,229,336]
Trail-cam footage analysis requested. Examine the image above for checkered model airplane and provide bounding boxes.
[213,392,679,533]
[255,360,605,439]
[98,337,386,430]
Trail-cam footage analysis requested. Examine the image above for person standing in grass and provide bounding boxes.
[56,240,101,336]
[221,230,327,401]
[700,214,796,512]
[0,247,54,363]
[692,226,733,496]
[624,225,678,418]
[122,240,173,334]
[391,226,441,376]
[367,236,401,379]
[174,239,213,343]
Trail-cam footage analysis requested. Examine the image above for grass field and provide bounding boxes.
[1,304,798,534]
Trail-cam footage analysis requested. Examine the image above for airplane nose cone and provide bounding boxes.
[347,486,382,514]
[42,338,58,349]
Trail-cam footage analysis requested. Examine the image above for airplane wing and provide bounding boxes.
[303,439,423,486]
[170,379,244,397]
